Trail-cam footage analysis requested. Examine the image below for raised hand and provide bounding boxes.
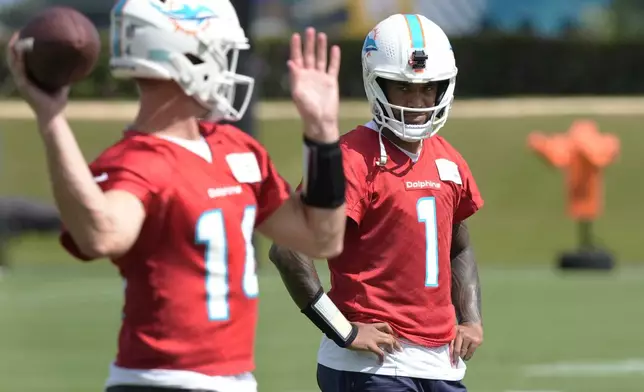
[5,32,69,122]
[288,27,341,143]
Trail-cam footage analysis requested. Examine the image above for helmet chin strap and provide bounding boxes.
[375,121,424,167]
[377,123,388,167]
[371,110,389,166]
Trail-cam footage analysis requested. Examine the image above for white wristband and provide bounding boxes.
[311,293,353,340]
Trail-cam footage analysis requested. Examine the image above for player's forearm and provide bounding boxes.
[301,201,346,257]
[259,195,345,258]
[260,133,346,257]
[269,241,358,348]
[38,115,114,255]
[450,222,482,325]
[304,120,340,144]
[298,131,346,257]
[268,243,323,309]
[451,248,482,324]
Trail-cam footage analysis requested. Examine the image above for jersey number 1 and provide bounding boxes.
[196,206,259,321]
[417,197,439,287]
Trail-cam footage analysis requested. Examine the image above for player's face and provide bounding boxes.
[383,81,438,125]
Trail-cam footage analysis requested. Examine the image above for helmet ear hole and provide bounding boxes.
[375,77,388,100]
[435,80,449,104]
[373,77,389,122]
[434,80,451,119]
[184,53,209,80]
[184,53,204,65]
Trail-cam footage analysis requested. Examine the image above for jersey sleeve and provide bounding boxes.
[59,144,170,261]
[453,157,484,223]
[340,141,371,225]
[255,151,291,227]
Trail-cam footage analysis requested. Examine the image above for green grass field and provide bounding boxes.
[1,115,643,391]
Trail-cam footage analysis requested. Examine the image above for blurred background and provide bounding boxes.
[0,1,643,391]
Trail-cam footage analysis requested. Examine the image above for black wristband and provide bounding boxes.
[301,137,345,209]
[301,288,358,348]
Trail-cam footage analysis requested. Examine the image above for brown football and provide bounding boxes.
[18,6,101,93]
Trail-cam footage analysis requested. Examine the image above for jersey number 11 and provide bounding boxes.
[196,206,259,321]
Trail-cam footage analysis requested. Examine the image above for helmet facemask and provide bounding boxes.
[169,41,254,122]
[366,74,456,142]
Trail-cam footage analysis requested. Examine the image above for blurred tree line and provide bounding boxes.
[0,0,113,30]
[2,0,644,98]
[2,0,644,40]
[611,0,644,39]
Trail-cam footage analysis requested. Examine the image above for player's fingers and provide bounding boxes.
[327,45,341,77]
[367,342,386,364]
[6,34,30,89]
[393,338,403,352]
[376,333,396,354]
[13,36,33,54]
[8,36,32,73]
[463,343,477,361]
[303,27,316,69]
[459,339,471,361]
[6,33,20,69]
[56,85,71,99]
[289,33,303,67]
[287,58,304,88]
[373,322,394,335]
[286,59,296,75]
[5,32,17,55]
[463,337,480,361]
[315,32,327,72]
[452,335,463,366]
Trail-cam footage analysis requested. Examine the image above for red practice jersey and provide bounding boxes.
[328,125,483,347]
[61,123,290,376]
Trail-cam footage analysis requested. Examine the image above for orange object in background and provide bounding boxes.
[528,120,620,221]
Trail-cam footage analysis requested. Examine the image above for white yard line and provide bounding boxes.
[524,358,644,377]
[505,390,562,392]
[1,97,644,121]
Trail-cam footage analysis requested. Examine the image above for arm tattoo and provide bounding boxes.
[268,243,323,309]
[450,221,482,325]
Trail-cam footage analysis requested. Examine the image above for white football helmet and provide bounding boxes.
[109,0,254,121]
[362,14,457,142]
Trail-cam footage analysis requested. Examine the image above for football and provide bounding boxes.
[18,6,101,93]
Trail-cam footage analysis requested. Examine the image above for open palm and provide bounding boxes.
[288,28,341,142]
